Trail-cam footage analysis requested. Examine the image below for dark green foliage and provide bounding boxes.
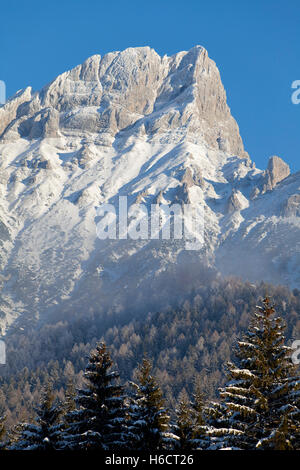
[174,384,208,450]
[174,391,194,450]
[190,385,209,449]
[11,385,62,450]
[62,343,126,450]
[127,358,171,451]
[58,381,77,435]
[207,298,300,450]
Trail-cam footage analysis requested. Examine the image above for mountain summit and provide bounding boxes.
[0,46,299,331]
[1,46,246,157]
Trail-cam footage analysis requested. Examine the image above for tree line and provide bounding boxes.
[1,277,299,429]
[0,298,299,451]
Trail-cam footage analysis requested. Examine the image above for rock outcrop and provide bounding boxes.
[0,87,32,139]
[227,190,244,213]
[250,155,291,199]
[263,155,290,192]
[281,193,300,217]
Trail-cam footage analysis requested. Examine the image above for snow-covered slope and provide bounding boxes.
[0,46,299,331]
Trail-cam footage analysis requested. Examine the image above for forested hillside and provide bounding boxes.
[0,275,299,429]
[1,299,300,450]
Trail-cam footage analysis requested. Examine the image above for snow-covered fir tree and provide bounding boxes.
[11,385,62,450]
[206,298,300,450]
[204,398,243,449]
[61,343,127,450]
[127,358,171,451]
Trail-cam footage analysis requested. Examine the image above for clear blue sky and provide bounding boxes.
[1,0,300,172]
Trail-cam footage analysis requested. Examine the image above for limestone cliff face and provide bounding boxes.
[0,46,247,158]
[0,87,32,137]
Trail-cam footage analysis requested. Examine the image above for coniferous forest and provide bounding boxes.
[0,295,299,451]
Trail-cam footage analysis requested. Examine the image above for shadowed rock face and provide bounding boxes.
[281,194,300,217]
[227,190,243,213]
[0,46,247,157]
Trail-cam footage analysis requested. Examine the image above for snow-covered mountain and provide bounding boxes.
[0,45,299,331]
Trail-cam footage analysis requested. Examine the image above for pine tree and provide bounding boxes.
[190,384,209,449]
[63,381,77,416]
[174,391,194,451]
[127,358,171,451]
[206,298,300,450]
[55,381,77,447]
[11,385,62,450]
[62,342,126,450]
[174,385,209,450]
[205,400,241,450]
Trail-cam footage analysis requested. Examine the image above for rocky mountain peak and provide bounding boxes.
[0,45,247,158]
[0,46,298,332]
